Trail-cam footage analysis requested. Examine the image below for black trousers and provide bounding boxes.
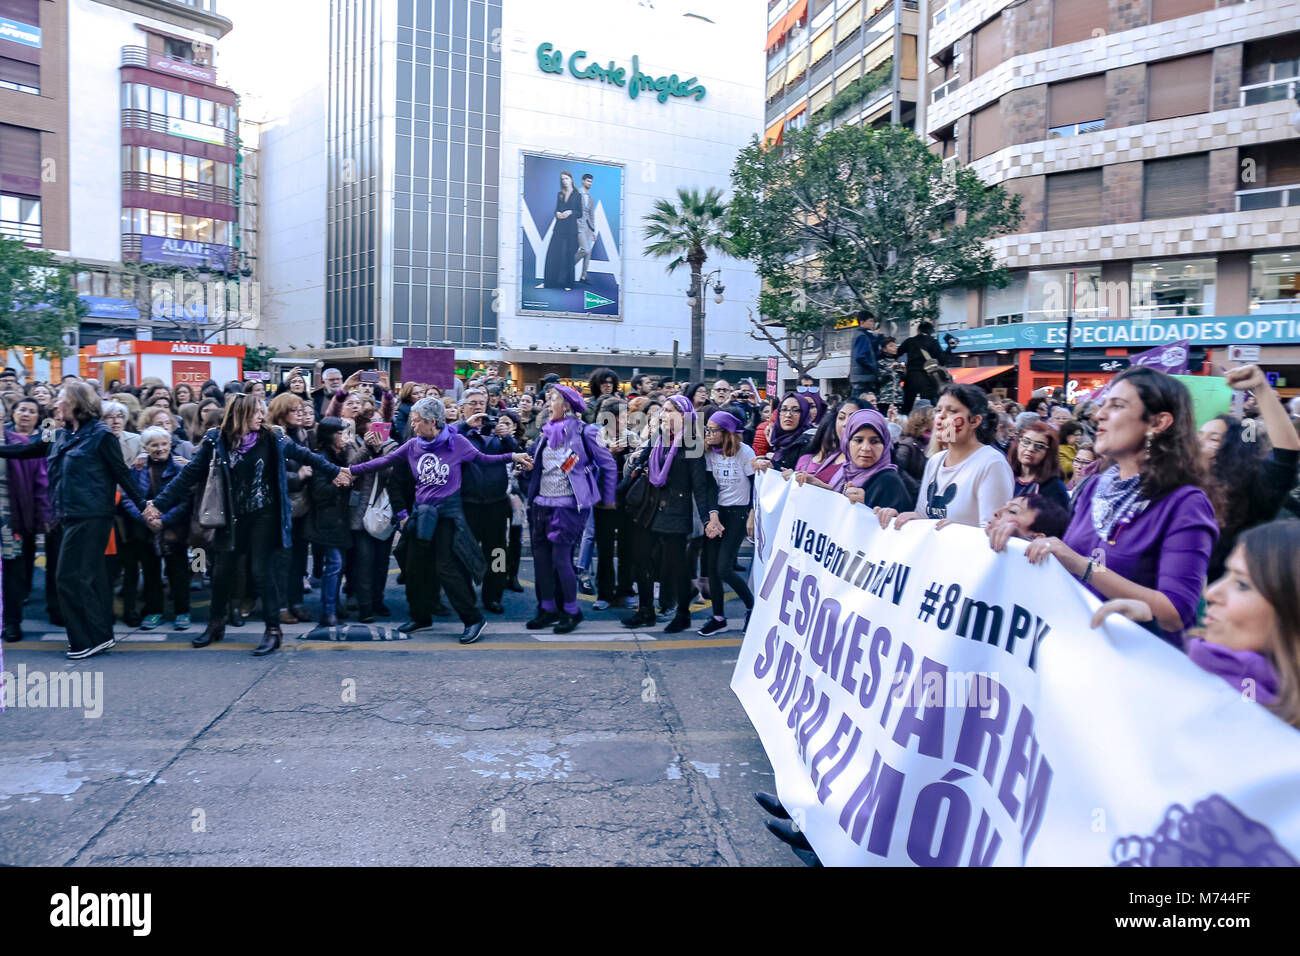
[464,498,510,604]
[594,505,632,602]
[2,534,37,627]
[284,515,310,608]
[44,525,62,622]
[406,518,482,626]
[706,505,755,618]
[902,370,937,415]
[117,535,150,622]
[211,512,283,626]
[351,528,393,615]
[57,517,115,653]
[141,546,191,616]
[635,529,691,620]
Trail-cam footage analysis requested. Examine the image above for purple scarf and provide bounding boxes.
[1186,638,1280,705]
[3,430,49,535]
[769,393,811,462]
[834,409,898,492]
[542,413,581,452]
[648,395,695,487]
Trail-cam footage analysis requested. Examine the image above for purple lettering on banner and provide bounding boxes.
[817,725,862,805]
[767,640,795,704]
[785,676,817,731]
[908,779,973,867]
[1022,744,1054,855]
[838,615,871,693]
[997,705,1036,821]
[809,714,854,794]
[777,650,804,712]
[954,676,1010,785]
[753,625,780,679]
[838,750,905,855]
[968,809,1003,866]
[878,641,915,730]
[825,610,854,681]
[796,692,832,763]
[858,625,891,709]
[794,573,818,641]
[891,657,949,758]
[758,548,789,601]
[808,598,841,668]
[778,567,799,625]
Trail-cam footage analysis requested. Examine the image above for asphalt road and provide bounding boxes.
[0,553,798,867]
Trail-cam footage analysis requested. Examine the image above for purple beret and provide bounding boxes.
[708,411,741,433]
[553,383,586,414]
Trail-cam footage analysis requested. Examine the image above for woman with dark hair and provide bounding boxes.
[146,393,344,656]
[267,392,314,622]
[876,384,1014,530]
[682,382,711,413]
[584,368,621,425]
[540,171,581,291]
[1198,364,1299,583]
[1007,419,1069,512]
[0,382,148,659]
[1,397,50,641]
[794,400,861,484]
[1094,520,1300,730]
[1022,367,1217,647]
[304,418,354,626]
[753,393,812,472]
[200,380,223,405]
[1058,420,1084,479]
[621,395,713,633]
[697,410,755,636]
[173,383,196,406]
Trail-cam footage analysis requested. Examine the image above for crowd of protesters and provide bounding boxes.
[0,347,1297,736]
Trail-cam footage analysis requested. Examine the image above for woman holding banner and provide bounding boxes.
[797,408,912,512]
[753,393,812,472]
[1021,367,1217,647]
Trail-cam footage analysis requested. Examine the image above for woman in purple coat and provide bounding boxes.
[1023,367,1217,647]
[522,384,617,634]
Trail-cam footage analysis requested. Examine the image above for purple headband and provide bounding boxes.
[552,383,586,414]
[666,394,696,419]
[708,411,741,434]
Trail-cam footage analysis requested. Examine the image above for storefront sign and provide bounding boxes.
[0,17,40,48]
[536,43,706,104]
[139,236,231,270]
[148,54,216,84]
[172,361,210,386]
[953,316,1300,353]
[79,295,139,320]
[166,116,227,146]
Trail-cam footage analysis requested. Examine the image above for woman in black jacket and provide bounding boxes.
[0,382,148,660]
[146,393,343,656]
[621,395,714,633]
[305,418,353,626]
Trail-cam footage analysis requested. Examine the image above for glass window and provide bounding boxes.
[150,86,166,114]
[983,271,1027,324]
[183,154,199,182]
[1131,258,1217,317]
[182,216,198,240]
[184,95,199,122]
[195,218,213,242]
[166,213,183,239]
[1024,266,1107,320]
[1250,252,1300,314]
[199,98,215,126]
[166,151,182,180]
[166,90,182,118]
[214,220,231,245]
[199,158,215,185]
[132,83,148,111]
[149,209,168,235]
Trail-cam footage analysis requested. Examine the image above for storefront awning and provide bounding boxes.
[951,365,1015,385]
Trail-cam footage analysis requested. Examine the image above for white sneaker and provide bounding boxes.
[67,637,116,660]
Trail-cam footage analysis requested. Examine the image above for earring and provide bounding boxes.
[1145,430,1154,451]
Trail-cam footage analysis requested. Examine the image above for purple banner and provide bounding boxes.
[401,347,456,390]
[1128,338,1191,374]
[139,236,231,270]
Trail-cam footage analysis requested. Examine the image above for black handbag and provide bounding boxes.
[616,449,660,529]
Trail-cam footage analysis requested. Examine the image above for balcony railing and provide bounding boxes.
[121,109,237,148]
[122,171,235,205]
[930,76,959,103]
[1240,75,1298,106]
[121,45,217,83]
[1237,183,1300,212]
[933,0,962,27]
[0,219,40,244]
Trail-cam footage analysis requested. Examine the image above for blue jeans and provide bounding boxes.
[576,508,597,573]
[321,547,344,615]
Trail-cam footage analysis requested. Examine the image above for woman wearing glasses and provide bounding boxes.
[1007,420,1069,512]
[752,393,812,473]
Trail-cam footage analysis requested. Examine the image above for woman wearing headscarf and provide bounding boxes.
[522,384,617,634]
[797,408,912,511]
[621,394,714,633]
[753,393,813,473]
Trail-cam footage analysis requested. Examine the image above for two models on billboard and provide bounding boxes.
[520,153,622,318]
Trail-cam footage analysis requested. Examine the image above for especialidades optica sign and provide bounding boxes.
[535,42,706,104]
[954,315,1300,353]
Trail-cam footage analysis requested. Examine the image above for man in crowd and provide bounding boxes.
[312,367,344,419]
[899,321,956,414]
[456,387,520,615]
[850,313,882,402]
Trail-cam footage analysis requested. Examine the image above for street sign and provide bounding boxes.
[1227,345,1261,363]
[766,356,778,395]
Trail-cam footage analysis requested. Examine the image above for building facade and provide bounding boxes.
[0,0,258,380]
[924,0,1300,401]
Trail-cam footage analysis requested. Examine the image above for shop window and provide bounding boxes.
[1250,252,1300,314]
[1131,258,1216,317]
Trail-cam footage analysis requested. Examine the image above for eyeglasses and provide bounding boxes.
[704,426,723,434]
[779,407,801,416]
[713,386,732,393]
[1019,437,1050,453]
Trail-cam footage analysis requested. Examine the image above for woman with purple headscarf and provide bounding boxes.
[522,384,617,634]
[796,408,911,511]
[753,392,813,474]
[621,394,714,633]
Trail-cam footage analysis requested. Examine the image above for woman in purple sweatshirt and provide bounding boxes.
[1023,367,1217,647]
[347,397,532,644]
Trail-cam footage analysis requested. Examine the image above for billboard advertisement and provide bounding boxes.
[519,153,623,319]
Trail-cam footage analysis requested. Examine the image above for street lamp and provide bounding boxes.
[684,268,725,380]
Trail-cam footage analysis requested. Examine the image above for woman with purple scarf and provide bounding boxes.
[753,392,813,474]
[522,384,617,634]
[621,395,714,633]
[796,408,912,511]
[2,397,51,642]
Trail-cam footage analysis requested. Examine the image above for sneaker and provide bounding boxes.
[577,574,594,595]
[173,613,191,630]
[664,616,691,634]
[459,619,487,644]
[141,614,164,630]
[398,619,432,633]
[593,599,611,611]
[67,637,115,660]
[697,617,728,636]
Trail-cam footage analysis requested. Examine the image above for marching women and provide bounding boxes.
[698,411,755,636]
[346,397,532,643]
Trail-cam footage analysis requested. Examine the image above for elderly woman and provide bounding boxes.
[0,382,148,659]
[346,397,532,644]
[137,406,195,460]
[101,400,142,464]
[521,384,617,634]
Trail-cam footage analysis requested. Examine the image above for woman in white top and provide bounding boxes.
[698,410,756,636]
[874,384,1014,531]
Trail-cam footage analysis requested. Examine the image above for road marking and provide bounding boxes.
[8,636,745,652]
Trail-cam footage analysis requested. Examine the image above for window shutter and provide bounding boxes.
[767,70,784,99]
[1147,53,1212,122]
[835,1,862,42]
[970,102,1002,160]
[0,123,40,179]
[1143,154,1211,219]
[973,15,1004,78]
[810,82,833,115]
[1051,0,1107,47]
[1150,0,1215,23]
[0,56,37,90]
[811,27,833,65]
[1049,74,1106,128]
[1046,169,1103,229]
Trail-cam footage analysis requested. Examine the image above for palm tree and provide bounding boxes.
[642,187,737,381]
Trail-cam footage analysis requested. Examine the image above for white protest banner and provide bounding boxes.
[734,478,1300,866]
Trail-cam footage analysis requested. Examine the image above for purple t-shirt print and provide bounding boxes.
[350,431,511,506]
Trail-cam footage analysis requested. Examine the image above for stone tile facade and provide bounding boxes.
[1106,64,1147,129]
[1002,84,1047,146]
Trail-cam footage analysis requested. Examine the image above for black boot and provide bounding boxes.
[622,608,656,629]
[253,625,282,657]
[526,609,560,630]
[505,526,524,592]
[193,615,226,648]
[553,609,583,634]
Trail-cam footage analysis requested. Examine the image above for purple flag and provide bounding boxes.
[1128,339,1191,374]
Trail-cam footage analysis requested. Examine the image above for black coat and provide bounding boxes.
[305,457,353,549]
[858,469,914,512]
[0,419,146,521]
[629,444,716,535]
